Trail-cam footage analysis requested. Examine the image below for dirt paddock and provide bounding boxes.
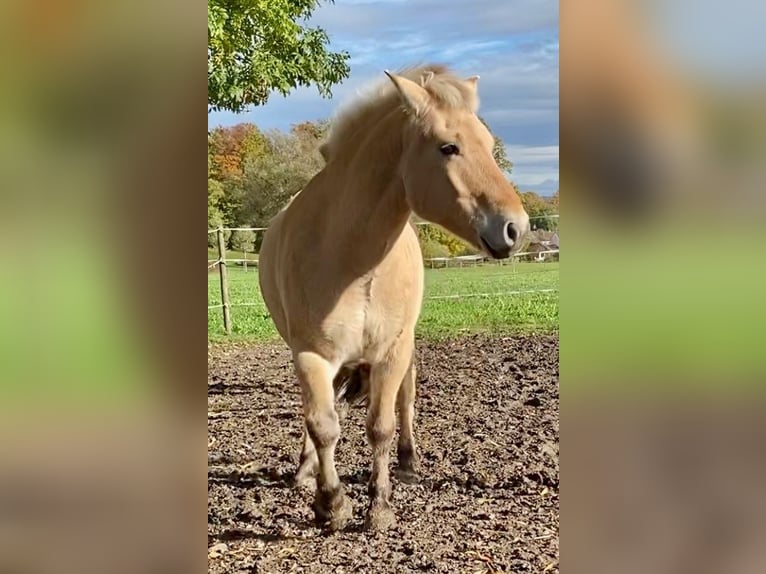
[208,334,559,573]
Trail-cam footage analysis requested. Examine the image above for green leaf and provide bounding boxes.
[208,0,350,112]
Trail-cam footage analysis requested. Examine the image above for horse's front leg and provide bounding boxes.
[294,351,352,531]
[293,422,318,486]
[364,335,414,531]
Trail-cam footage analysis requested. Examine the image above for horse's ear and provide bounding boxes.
[464,75,480,91]
[385,70,430,116]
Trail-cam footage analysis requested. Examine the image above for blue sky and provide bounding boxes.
[208,0,559,196]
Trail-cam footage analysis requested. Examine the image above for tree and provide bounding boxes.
[416,221,476,257]
[290,119,330,142]
[208,179,230,247]
[208,123,270,229]
[520,190,557,231]
[208,0,351,112]
[208,123,268,182]
[239,124,326,230]
[479,116,513,174]
[491,135,513,174]
[420,238,451,260]
[230,229,257,252]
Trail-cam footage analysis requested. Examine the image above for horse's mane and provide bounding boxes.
[320,64,479,161]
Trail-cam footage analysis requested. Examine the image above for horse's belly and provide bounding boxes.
[323,302,368,360]
[318,272,419,366]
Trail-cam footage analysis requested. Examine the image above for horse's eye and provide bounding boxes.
[440,143,460,156]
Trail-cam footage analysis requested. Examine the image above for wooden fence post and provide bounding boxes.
[217,227,232,335]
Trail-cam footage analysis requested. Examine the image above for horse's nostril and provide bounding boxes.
[505,221,518,244]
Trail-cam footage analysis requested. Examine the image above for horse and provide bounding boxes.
[258,64,529,532]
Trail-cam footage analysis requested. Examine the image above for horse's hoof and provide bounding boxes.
[328,495,353,531]
[364,503,396,532]
[314,493,353,532]
[394,467,420,485]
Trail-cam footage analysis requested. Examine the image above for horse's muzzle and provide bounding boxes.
[478,216,528,259]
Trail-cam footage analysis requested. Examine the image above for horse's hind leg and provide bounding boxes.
[364,335,414,531]
[293,422,318,486]
[294,351,352,531]
[395,355,419,484]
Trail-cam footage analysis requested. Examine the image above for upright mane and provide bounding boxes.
[320,64,480,161]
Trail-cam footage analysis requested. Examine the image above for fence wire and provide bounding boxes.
[208,219,559,334]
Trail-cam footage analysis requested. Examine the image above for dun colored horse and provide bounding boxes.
[259,65,529,531]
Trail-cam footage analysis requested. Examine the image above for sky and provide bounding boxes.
[208,0,559,196]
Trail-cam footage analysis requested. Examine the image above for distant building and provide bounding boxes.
[523,230,559,262]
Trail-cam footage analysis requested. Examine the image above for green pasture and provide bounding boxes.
[208,262,558,342]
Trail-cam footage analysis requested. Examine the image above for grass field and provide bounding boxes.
[208,261,558,341]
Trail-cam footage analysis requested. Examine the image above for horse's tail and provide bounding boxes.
[333,364,370,406]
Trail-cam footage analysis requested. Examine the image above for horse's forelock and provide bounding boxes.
[321,64,478,161]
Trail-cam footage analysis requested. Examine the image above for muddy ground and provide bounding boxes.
[208,334,559,573]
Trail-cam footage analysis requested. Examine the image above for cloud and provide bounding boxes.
[458,38,558,147]
[209,0,558,178]
[312,0,558,40]
[505,145,559,195]
[506,145,559,163]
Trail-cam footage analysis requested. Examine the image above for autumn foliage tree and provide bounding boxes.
[550,189,559,211]
[238,122,326,232]
[206,117,539,254]
[207,120,327,248]
[520,190,558,231]
[208,123,268,182]
[207,123,270,232]
[416,223,476,259]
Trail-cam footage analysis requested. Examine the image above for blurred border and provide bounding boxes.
[0,1,208,572]
[562,1,766,572]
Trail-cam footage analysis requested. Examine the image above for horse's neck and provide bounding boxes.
[321,112,412,257]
